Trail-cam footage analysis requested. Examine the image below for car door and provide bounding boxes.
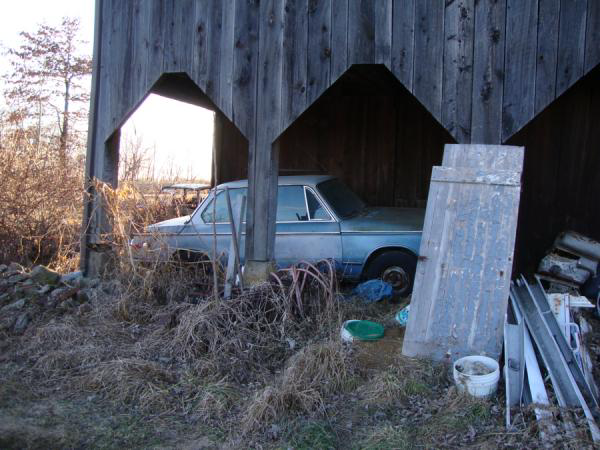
[274,185,342,268]
[180,188,247,263]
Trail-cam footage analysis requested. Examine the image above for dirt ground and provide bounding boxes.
[0,269,597,449]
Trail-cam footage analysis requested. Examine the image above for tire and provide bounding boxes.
[172,250,212,276]
[363,250,417,297]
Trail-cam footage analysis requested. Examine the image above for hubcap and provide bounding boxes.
[382,266,409,291]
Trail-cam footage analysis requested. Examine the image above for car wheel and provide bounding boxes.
[364,251,417,297]
[172,250,211,276]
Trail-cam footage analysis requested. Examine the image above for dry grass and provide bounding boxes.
[242,339,353,432]
[2,275,598,448]
[0,126,83,269]
[190,378,240,420]
[163,274,343,380]
[358,355,444,406]
[80,358,175,411]
[359,425,411,450]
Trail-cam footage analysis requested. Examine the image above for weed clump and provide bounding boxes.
[242,339,353,432]
[358,355,444,406]
[80,358,175,411]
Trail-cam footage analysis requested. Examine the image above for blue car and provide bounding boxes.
[130,175,424,295]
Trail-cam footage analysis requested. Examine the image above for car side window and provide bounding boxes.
[277,186,308,221]
[305,188,331,220]
[201,188,247,223]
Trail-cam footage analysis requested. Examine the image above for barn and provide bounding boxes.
[82,0,600,280]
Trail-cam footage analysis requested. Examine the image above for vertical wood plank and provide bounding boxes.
[82,0,107,272]
[556,0,587,96]
[130,0,150,106]
[330,0,348,80]
[348,0,375,64]
[502,0,537,141]
[176,0,195,78]
[107,0,126,128]
[219,3,236,119]
[205,0,224,101]
[470,0,505,144]
[413,0,445,121]
[120,0,135,117]
[231,0,259,139]
[442,0,475,143]
[281,0,307,129]
[585,0,600,73]
[146,0,165,88]
[97,0,113,148]
[232,0,260,256]
[534,0,559,114]
[247,0,284,261]
[374,0,392,68]
[161,0,178,73]
[307,0,332,104]
[191,0,208,90]
[256,0,285,147]
[391,0,415,91]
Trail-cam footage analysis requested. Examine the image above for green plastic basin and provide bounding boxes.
[343,320,384,341]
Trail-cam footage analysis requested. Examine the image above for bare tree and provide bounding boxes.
[3,17,92,161]
[119,130,152,182]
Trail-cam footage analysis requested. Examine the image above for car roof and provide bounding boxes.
[215,174,336,189]
[161,183,211,191]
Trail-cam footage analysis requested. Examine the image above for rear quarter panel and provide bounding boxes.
[341,232,422,279]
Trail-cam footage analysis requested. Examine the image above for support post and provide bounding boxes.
[244,139,279,285]
[80,0,104,276]
[82,130,121,277]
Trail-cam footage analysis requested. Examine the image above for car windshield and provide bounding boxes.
[317,178,366,219]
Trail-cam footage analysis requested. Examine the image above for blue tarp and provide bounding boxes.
[353,279,393,303]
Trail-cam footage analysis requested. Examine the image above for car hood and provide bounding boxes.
[340,207,424,233]
[147,215,191,232]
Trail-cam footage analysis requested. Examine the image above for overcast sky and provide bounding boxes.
[0,0,214,182]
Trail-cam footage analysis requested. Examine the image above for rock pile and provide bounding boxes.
[0,263,99,334]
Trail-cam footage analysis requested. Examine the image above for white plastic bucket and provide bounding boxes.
[453,355,500,398]
[340,320,359,342]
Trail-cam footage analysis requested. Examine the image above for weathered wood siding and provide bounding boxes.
[215,65,454,208]
[84,0,600,266]
[279,66,454,208]
[88,0,600,151]
[509,65,600,272]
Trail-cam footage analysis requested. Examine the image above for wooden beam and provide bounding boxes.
[246,0,283,263]
[442,0,475,143]
[470,0,505,144]
[585,0,600,73]
[391,0,415,91]
[281,0,308,129]
[307,0,332,104]
[534,0,559,114]
[330,0,348,80]
[413,0,444,121]
[81,0,105,274]
[348,0,376,65]
[556,0,587,96]
[502,0,538,141]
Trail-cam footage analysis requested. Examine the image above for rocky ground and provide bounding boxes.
[0,263,97,336]
[0,263,596,449]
